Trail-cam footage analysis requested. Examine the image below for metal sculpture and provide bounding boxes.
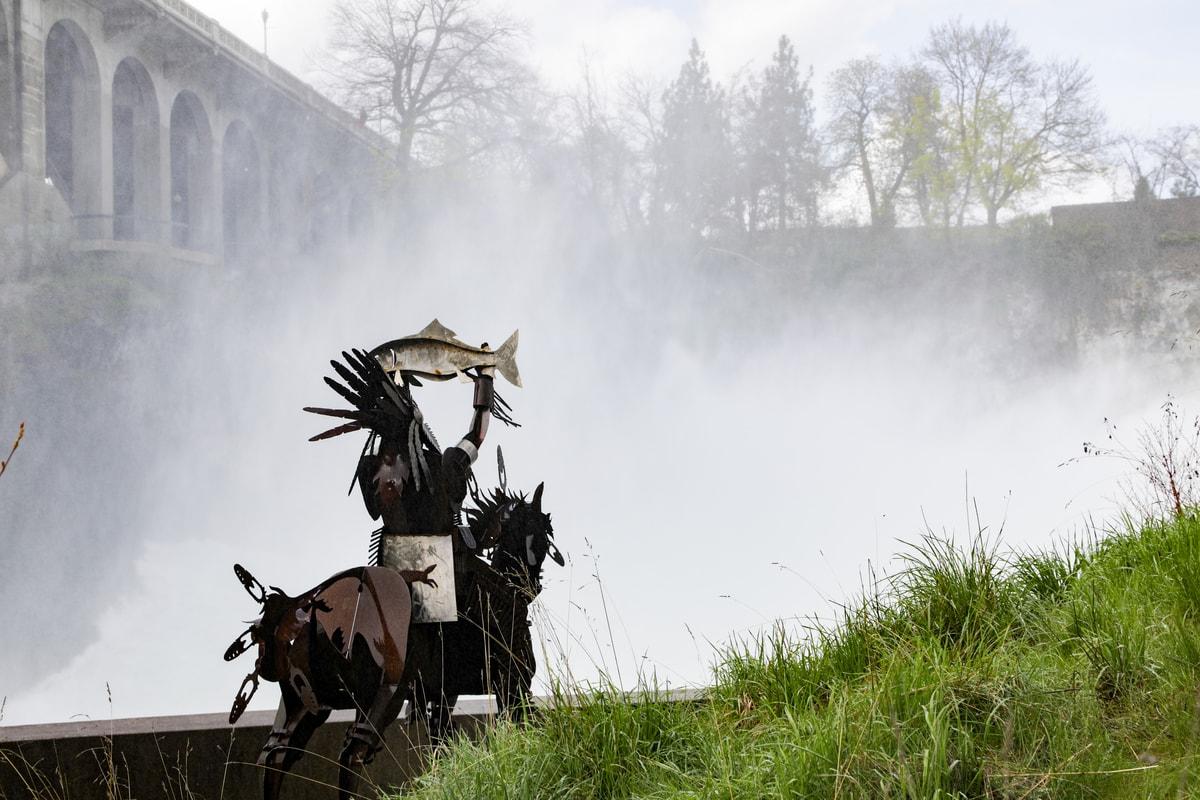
[224,563,435,800]
[371,319,522,387]
[406,482,563,740]
[224,320,561,799]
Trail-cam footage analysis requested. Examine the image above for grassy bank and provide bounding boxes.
[402,513,1200,799]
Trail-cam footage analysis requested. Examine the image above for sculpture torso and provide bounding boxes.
[358,441,474,535]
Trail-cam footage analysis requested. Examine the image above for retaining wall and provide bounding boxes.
[0,700,493,799]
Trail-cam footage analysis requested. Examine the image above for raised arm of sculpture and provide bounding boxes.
[455,365,495,463]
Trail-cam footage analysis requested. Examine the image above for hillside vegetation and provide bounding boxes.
[402,510,1200,799]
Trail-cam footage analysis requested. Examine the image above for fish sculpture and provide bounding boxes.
[370,319,522,387]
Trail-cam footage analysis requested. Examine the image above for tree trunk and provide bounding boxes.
[777,181,787,231]
[859,146,878,227]
[397,126,416,180]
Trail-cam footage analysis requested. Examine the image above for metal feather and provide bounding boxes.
[309,421,364,442]
[323,376,362,408]
[331,359,371,398]
[303,406,362,420]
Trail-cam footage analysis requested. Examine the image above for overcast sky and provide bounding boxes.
[193,0,1198,139]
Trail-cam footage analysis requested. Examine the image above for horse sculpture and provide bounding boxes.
[224,482,561,799]
[406,482,563,740]
[224,562,436,800]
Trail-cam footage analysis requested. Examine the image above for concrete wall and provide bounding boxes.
[0,691,703,799]
[1051,196,1200,236]
[0,703,492,800]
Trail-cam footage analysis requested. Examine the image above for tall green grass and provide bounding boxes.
[399,513,1200,799]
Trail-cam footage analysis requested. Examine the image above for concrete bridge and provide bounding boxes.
[0,0,390,271]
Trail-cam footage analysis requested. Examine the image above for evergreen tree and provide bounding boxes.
[656,40,733,236]
[741,36,824,231]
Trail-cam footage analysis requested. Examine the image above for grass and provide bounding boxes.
[396,511,1200,799]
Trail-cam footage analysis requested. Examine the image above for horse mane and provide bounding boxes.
[466,486,555,599]
[465,487,525,550]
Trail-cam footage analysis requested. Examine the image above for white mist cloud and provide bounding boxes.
[6,171,1189,723]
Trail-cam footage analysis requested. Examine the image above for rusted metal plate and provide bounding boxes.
[379,534,457,622]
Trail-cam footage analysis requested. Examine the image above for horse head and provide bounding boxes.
[484,482,562,596]
[224,564,323,723]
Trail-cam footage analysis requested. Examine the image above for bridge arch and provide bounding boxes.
[221,119,262,262]
[112,58,160,241]
[44,19,102,229]
[0,0,17,173]
[169,90,213,251]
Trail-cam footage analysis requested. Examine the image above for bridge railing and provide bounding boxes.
[142,0,392,156]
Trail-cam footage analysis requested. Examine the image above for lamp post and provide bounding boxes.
[261,9,269,58]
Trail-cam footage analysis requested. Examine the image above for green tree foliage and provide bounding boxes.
[656,39,734,236]
[738,36,824,231]
[828,57,941,228]
[923,20,1106,226]
[895,66,958,227]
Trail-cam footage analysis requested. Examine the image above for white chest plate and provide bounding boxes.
[379,534,458,623]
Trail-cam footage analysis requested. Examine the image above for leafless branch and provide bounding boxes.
[0,422,24,480]
[323,0,536,174]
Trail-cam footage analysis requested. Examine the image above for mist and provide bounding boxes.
[3,1,1199,728]
[1,167,1184,725]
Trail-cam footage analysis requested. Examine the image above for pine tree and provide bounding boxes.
[741,36,824,231]
[656,40,733,236]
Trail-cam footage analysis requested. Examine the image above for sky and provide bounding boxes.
[199,0,1200,141]
[4,0,1200,727]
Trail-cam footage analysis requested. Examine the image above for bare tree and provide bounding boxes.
[617,73,668,231]
[827,57,937,228]
[562,58,645,230]
[325,0,535,176]
[1110,126,1200,201]
[924,20,1105,226]
[1151,125,1200,199]
[1111,134,1170,201]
